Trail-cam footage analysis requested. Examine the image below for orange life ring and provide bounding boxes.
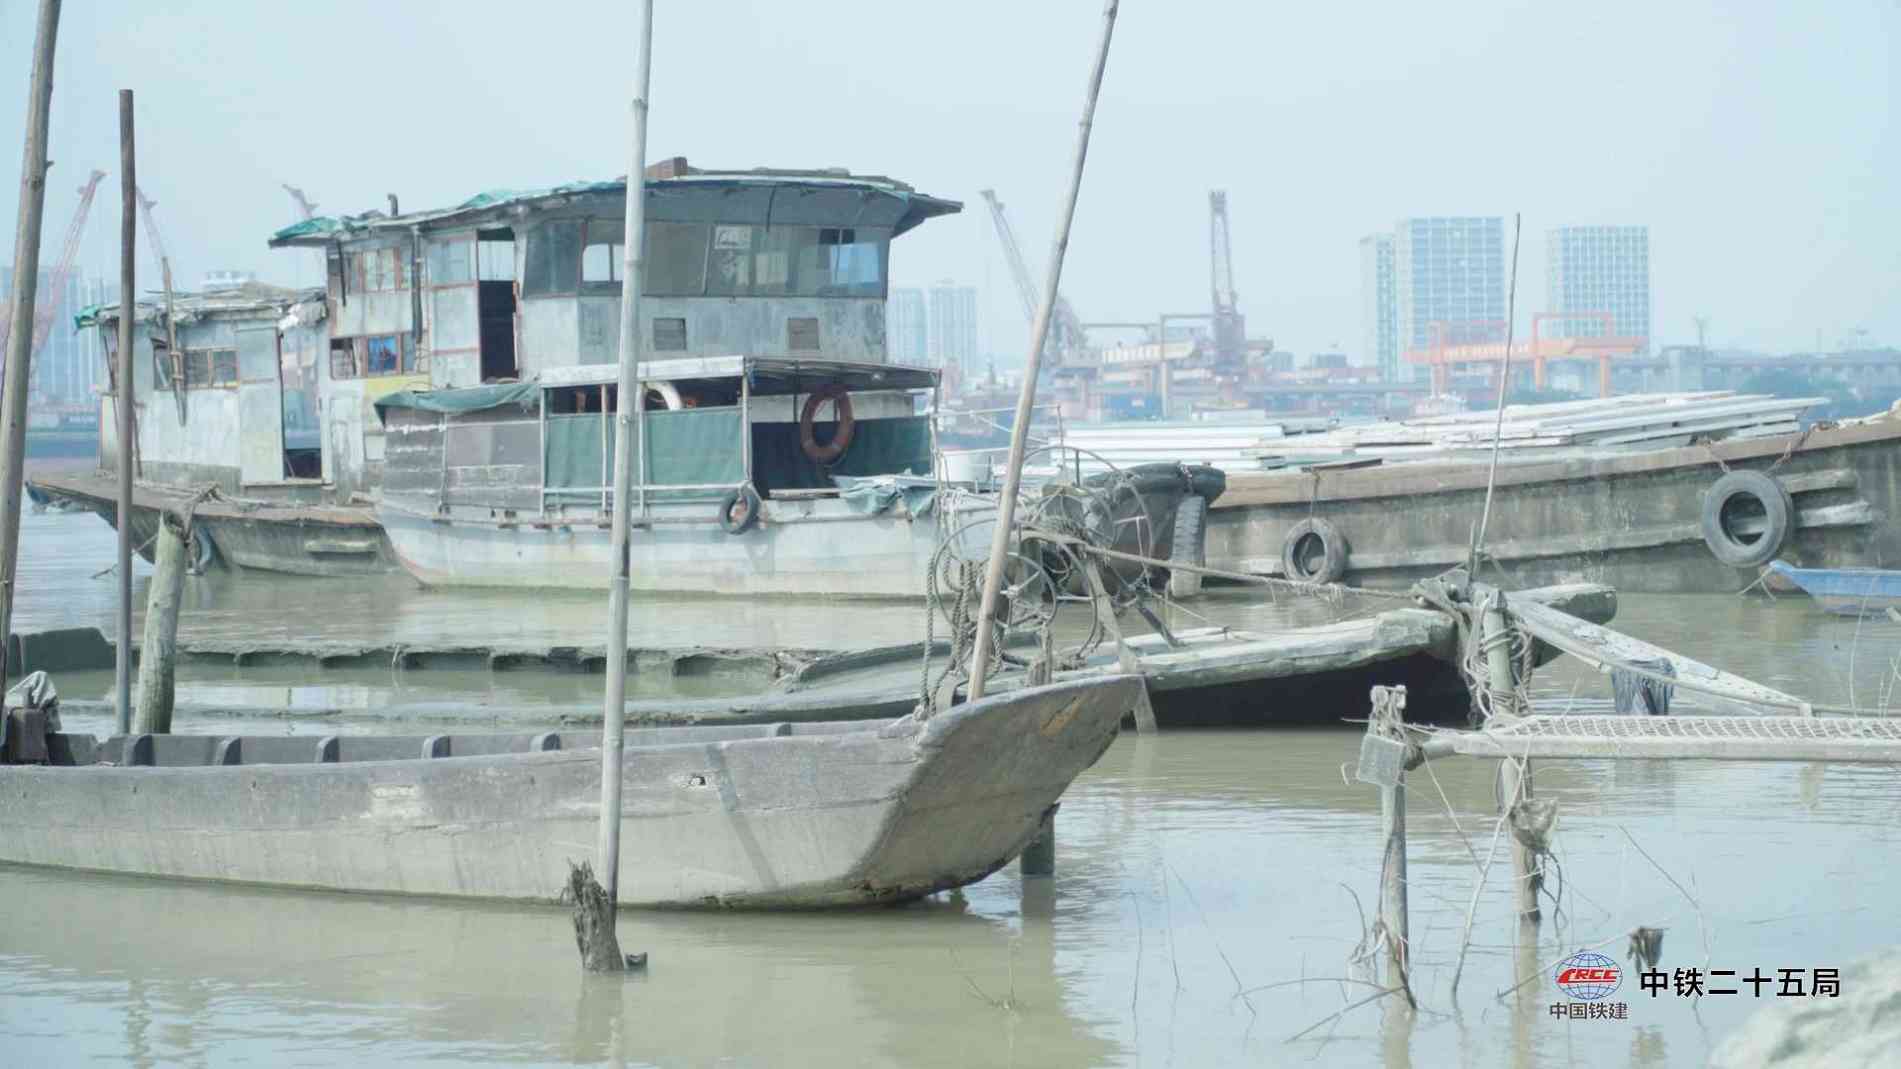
[799,384,856,464]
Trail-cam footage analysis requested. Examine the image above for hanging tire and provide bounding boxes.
[718,485,762,535]
[1700,469,1791,567]
[1167,497,1207,598]
[1281,517,1348,584]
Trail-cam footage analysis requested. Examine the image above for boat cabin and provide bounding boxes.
[377,355,939,521]
[80,283,330,497]
[269,159,959,500]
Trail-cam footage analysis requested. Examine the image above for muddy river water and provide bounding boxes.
[3,505,1898,1066]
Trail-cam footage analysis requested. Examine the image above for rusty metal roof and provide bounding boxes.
[269,168,961,248]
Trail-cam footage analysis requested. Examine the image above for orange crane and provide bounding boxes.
[0,170,106,376]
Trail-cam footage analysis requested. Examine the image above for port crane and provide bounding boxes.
[978,188,1088,366]
[1207,190,1247,368]
[0,170,107,383]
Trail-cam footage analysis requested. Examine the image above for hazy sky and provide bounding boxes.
[3,1,1894,357]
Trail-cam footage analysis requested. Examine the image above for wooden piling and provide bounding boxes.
[1379,760,1410,986]
[1499,758,1540,923]
[132,512,186,734]
[0,0,64,698]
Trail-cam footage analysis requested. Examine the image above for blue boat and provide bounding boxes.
[1766,560,1901,616]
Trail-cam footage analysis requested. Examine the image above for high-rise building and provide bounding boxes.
[1393,217,1506,381]
[1546,225,1650,349]
[886,286,928,365]
[0,266,106,406]
[928,281,978,373]
[1358,233,1396,378]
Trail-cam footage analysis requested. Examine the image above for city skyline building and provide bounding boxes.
[928,280,979,374]
[886,286,928,365]
[1546,225,1651,349]
[1393,216,1506,382]
[1357,233,1396,378]
[0,267,109,408]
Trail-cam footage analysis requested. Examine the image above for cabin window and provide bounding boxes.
[522,219,583,297]
[349,247,403,292]
[813,227,884,297]
[426,236,474,285]
[653,317,687,351]
[581,219,625,285]
[645,222,709,296]
[704,225,889,299]
[331,334,423,380]
[156,347,238,390]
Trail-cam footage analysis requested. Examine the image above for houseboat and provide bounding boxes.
[29,283,402,576]
[35,160,1220,590]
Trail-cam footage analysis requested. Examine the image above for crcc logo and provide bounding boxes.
[1554,951,1624,1001]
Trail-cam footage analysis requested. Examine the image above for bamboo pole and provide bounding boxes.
[579,0,654,973]
[965,0,1118,702]
[115,92,136,735]
[0,0,63,700]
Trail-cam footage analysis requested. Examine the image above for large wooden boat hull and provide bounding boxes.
[0,677,1136,907]
[1208,418,1901,594]
[26,471,399,579]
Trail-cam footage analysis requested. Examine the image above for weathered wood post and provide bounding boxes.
[1367,686,1411,989]
[0,0,64,700]
[1480,590,1517,719]
[132,510,186,734]
[1499,758,1540,923]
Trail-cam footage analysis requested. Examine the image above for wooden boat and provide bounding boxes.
[0,676,1136,907]
[23,471,398,577]
[1766,559,1901,616]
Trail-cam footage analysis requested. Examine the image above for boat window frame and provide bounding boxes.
[152,344,239,392]
[329,334,424,381]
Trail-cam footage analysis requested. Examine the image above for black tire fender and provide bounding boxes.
[1281,517,1348,584]
[1167,496,1208,598]
[1700,469,1791,567]
[718,485,762,535]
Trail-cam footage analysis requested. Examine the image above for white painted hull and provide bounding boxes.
[380,496,995,597]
